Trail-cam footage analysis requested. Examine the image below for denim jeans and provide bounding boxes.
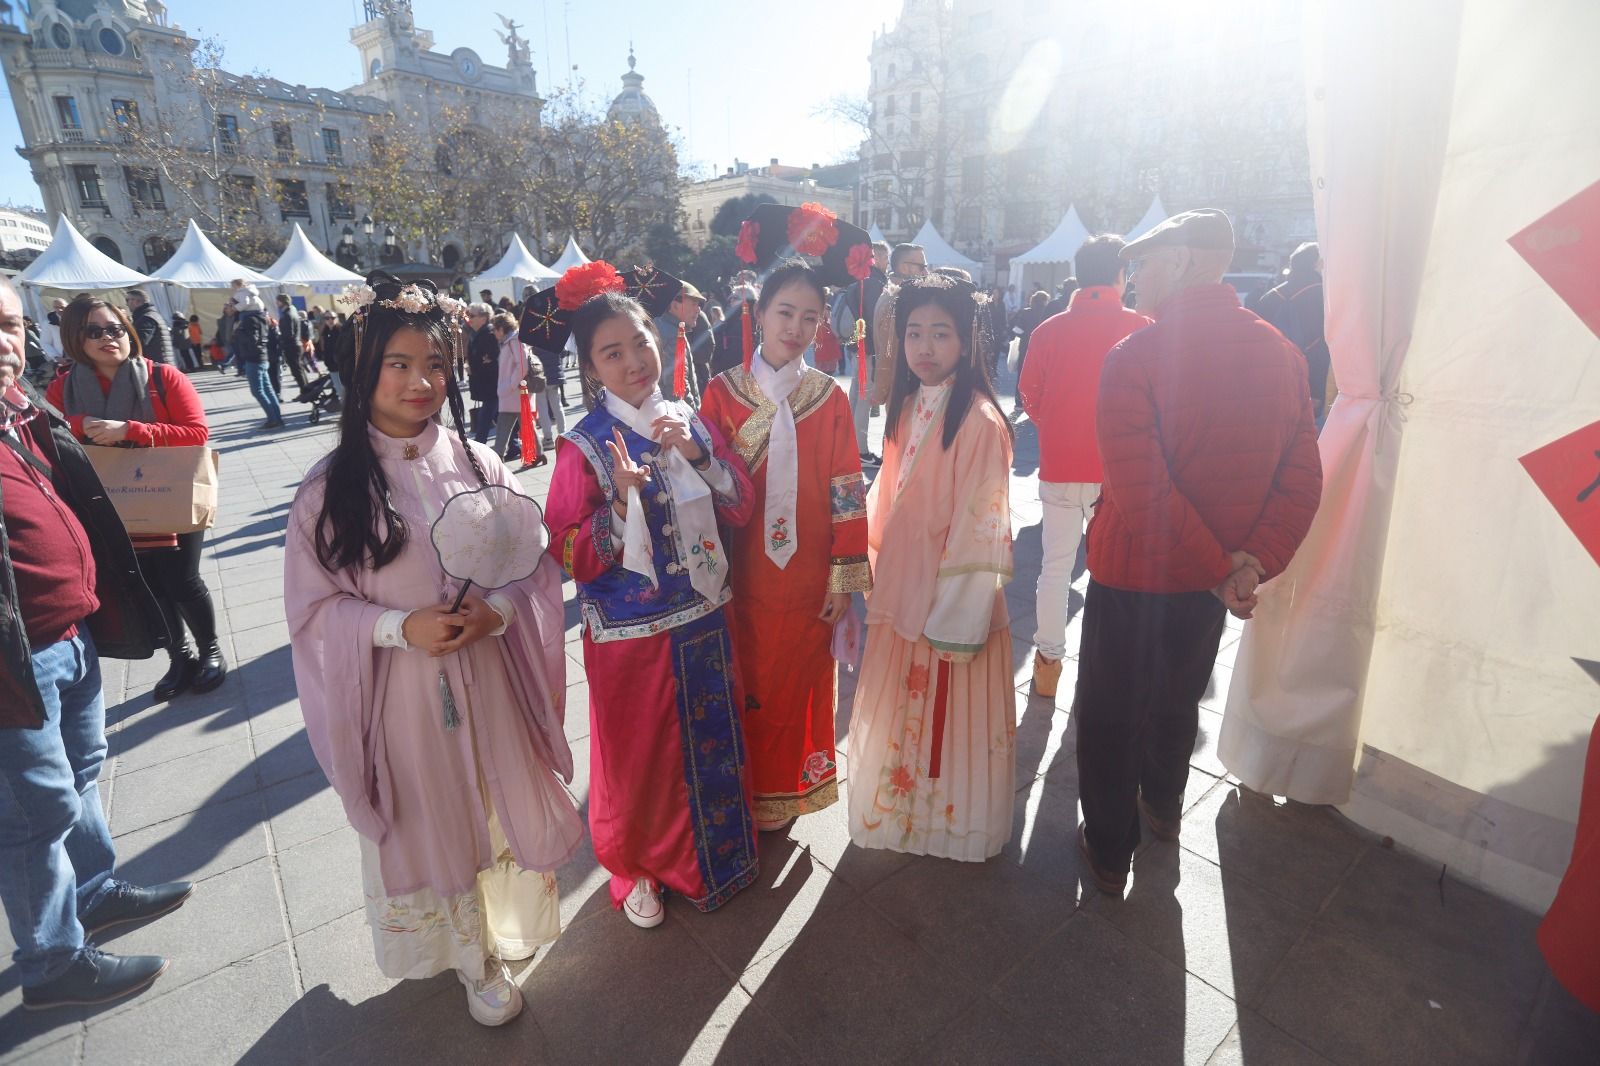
[241,359,282,422]
[537,384,566,443]
[0,630,116,985]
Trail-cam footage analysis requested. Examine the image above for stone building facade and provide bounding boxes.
[859,0,1316,276]
[0,0,544,271]
[678,159,857,251]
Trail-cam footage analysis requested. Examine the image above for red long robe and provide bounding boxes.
[700,365,871,823]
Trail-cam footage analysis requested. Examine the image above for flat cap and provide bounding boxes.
[1121,208,1235,259]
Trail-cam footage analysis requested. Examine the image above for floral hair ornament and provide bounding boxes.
[554,261,626,311]
[786,202,840,257]
[345,272,469,368]
[735,220,760,265]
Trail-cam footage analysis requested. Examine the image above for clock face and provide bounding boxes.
[453,49,481,82]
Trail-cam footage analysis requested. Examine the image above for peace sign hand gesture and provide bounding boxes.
[607,427,652,521]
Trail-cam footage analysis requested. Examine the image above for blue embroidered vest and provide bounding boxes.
[566,405,729,642]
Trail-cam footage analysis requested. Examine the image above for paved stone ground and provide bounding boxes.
[2,364,1595,1065]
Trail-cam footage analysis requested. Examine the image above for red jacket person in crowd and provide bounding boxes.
[1071,208,1323,895]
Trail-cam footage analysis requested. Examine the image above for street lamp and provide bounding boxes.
[361,213,374,238]
[337,224,357,268]
[383,226,396,259]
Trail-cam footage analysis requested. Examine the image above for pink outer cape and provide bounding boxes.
[284,420,582,898]
[864,396,1014,643]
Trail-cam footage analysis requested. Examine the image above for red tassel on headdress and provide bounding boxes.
[675,321,688,396]
[857,278,869,389]
[741,303,754,371]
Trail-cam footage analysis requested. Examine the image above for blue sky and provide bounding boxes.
[1,0,903,209]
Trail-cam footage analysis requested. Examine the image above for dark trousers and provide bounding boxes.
[471,398,498,444]
[138,530,218,656]
[1073,578,1227,874]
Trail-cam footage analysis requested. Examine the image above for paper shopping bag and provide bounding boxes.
[85,444,219,535]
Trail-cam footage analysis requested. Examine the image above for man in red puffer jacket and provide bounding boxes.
[1072,208,1322,896]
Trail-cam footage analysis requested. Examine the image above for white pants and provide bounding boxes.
[1034,480,1100,660]
[537,384,566,442]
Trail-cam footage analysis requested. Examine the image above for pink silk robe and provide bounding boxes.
[285,420,583,898]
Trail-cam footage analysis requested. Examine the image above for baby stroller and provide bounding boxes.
[293,374,341,424]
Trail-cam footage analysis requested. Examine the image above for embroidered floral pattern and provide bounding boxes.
[905,662,930,700]
[829,472,868,523]
[768,516,791,552]
[800,750,837,786]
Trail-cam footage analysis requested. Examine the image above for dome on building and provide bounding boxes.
[607,48,658,125]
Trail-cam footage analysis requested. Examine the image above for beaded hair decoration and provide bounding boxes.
[340,280,470,368]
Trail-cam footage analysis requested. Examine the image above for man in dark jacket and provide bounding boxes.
[274,294,309,395]
[123,288,173,366]
[465,303,499,442]
[0,278,193,1010]
[1072,210,1322,895]
[1258,242,1332,423]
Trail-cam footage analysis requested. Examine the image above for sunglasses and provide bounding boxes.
[81,323,128,340]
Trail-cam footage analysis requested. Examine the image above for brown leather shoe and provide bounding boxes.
[1077,823,1127,897]
[1138,794,1181,843]
[1032,652,1064,698]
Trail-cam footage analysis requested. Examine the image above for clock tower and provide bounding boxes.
[351,0,434,83]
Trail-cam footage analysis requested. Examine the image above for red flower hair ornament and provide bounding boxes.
[787,202,839,257]
[555,261,625,311]
[735,220,760,264]
[845,243,873,281]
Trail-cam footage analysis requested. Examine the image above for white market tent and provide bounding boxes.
[265,223,364,293]
[16,216,154,321]
[147,219,275,332]
[867,223,888,245]
[547,236,591,276]
[1220,0,1599,913]
[1124,195,1169,243]
[1006,205,1090,299]
[471,233,559,303]
[909,219,981,278]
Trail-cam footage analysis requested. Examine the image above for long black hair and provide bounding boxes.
[313,273,487,572]
[885,273,1011,451]
[571,290,659,408]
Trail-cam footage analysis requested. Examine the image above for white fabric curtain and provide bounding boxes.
[1223,0,1600,910]
[1219,0,1465,804]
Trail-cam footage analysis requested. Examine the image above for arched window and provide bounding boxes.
[91,235,123,262]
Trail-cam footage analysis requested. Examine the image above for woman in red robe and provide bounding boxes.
[700,258,871,831]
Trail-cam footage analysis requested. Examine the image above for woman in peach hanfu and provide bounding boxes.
[699,204,874,830]
[846,272,1017,861]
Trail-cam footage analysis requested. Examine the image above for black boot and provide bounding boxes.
[176,593,228,694]
[152,649,198,702]
[152,599,197,701]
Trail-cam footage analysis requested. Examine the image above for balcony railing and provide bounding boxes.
[60,127,84,142]
[79,197,108,210]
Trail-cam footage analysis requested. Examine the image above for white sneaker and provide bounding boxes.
[457,962,523,1027]
[622,877,664,929]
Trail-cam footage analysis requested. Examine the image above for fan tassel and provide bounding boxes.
[439,668,460,731]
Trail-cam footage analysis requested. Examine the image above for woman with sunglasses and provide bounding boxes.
[46,296,227,702]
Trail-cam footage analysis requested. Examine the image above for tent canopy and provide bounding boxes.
[867,223,888,244]
[17,216,152,291]
[1007,205,1091,296]
[265,223,364,293]
[1124,196,1169,242]
[471,233,558,303]
[547,236,591,276]
[149,220,272,288]
[909,220,981,276]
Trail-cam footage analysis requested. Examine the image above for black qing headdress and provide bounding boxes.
[519,261,684,353]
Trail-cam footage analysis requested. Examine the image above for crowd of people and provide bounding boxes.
[0,202,1328,1026]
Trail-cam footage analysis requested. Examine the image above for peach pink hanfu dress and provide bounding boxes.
[846,380,1017,860]
[285,421,583,982]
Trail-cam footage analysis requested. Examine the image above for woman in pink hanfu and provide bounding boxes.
[846,272,1018,861]
[285,273,582,1028]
